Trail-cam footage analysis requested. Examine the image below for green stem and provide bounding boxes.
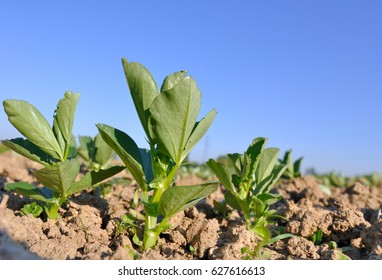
[143,216,171,250]
[143,211,159,250]
[143,164,180,250]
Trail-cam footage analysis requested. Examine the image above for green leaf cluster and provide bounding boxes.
[97,59,218,250]
[2,92,123,219]
[77,134,116,171]
[279,149,303,179]
[20,202,44,218]
[207,137,287,240]
[311,229,324,245]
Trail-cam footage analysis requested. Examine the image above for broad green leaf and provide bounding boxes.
[256,193,282,205]
[96,124,147,189]
[240,153,251,182]
[245,137,267,180]
[77,135,93,161]
[53,117,65,157]
[33,159,80,197]
[213,200,227,217]
[94,133,115,166]
[68,165,125,195]
[160,70,187,92]
[251,196,267,218]
[2,138,52,166]
[158,182,218,218]
[224,190,241,211]
[5,182,48,202]
[52,92,79,158]
[122,59,159,142]
[3,99,63,160]
[293,157,303,177]
[283,150,293,167]
[21,202,44,218]
[253,173,274,196]
[139,148,154,184]
[263,164,286,193]
[150,76,201,164]
[255,148,280,185]
[227,153,242,174]
[251,216,271,240]
[207,159,236,194]
[183,109,217,161]
[232,174,242,188]
[253,164,286,195]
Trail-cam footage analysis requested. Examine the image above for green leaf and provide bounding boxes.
[245,137,268,180]
[263,233,294,246]
[5,182,48,202]
[251,216,271,240]
[207,159,236,194]
[160,70,187,92]
[263,164,286,193]
[150,76,201,164]
[3,99,63,160]
[158,182,218,218]
[293,157,303,177]
[255,148,280,185]
[253,164,286,196]
[256,193,282,205]
[94,133,115,166]
[52,92,79,159]
[183,109,217,161]
[77,135,93,161]
[21,202,44,218]
[96,124,147,189]
[251,196,267,218]
[139,148,154,184]
[67,136,77,159]
[122,59,159,142]
[33,159,81,197]
[224,190,241,211]
[227,153,242,174]
[2,138,52,166]
[258,164,286,195]
[68,165,125,195]
[54,92,79,143]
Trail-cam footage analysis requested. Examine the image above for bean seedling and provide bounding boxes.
[77,133,116,171]
[279,149,303,179]
[97,59,218,250]
[2,92,124,219]
[207,137,293,258]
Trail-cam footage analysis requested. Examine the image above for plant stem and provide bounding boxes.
[143,212,159,250]
[142,163,180,249]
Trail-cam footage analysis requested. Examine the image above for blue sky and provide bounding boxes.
[0,1,381,176]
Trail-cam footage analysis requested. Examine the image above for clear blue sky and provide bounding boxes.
[1,1,381,176]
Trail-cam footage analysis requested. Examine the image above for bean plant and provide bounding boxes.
[2,92,124,219]
[97,59,218,250]
[77,134,116,171]
[279,149,303,179]
[207,137,293,258]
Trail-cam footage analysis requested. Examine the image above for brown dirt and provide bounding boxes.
[1,151,381,260]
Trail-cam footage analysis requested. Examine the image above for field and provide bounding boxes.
[1,151,381,260]
[1,61,381,261]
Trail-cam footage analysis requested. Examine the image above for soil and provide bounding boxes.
[1,151,381,260]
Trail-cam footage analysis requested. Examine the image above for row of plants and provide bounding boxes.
[2,58,378,258]
[2,59,218,250]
